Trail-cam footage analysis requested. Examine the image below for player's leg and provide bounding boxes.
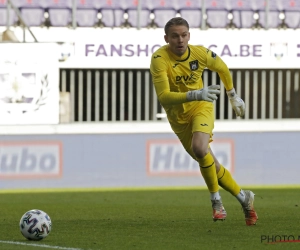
[190,103,226,221]
[209,148,258,225]
[208,147,240,196]
[192,132,219,195]
[192,132,226,221]
[173,117,226,221]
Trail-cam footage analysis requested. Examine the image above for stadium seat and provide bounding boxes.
[230,0,281,29]
[284,11,300,29]
[278,0,300,29]
[205,0,231,28]
[40,0,73,9]
[148,0,177,28]
[76,0,98,27]
[180,9,202,28]
[0,8,17,26]
[257,0,281,29]
[230,0,252,28]
[10,0,40,8]
[93,0,126,27]
[76,9,98,27]
[0,0,16,26]
[6,0,45,27]
[127,9,151,28]
[176,0,202,10]
[152,9,177,28]
[0,0,6,6]
[48,8,71,27]
[112,0,152,28]
[113,0,139,11]
[258,11,281,29]
[20,8,45,26]
[177,0,202,28]
[41,0,72,27]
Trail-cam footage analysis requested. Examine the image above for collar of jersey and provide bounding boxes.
[169,46,190,62]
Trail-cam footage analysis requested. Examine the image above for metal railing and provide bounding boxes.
[60,68,300,122]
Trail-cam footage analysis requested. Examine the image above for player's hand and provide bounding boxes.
[226,88,245,117]
[186,85,221,102]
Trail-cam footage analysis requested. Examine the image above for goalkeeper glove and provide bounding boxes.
[226,88,245,117]
[186,85,221,102]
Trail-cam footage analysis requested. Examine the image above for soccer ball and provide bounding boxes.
[19,209,52,241]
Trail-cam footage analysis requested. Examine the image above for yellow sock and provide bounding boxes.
[217,165,240,196]
[199,152,219,193]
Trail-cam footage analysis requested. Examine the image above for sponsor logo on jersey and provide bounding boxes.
[189,60,199,71]
[175,73,196,83]
[153,55,161,59]
[173,63,179,68]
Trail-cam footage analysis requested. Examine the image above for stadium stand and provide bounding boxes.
[0,0,298,29]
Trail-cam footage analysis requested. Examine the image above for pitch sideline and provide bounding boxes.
[0,240,87,250]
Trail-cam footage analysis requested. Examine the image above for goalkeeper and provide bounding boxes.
[150,17,258,226]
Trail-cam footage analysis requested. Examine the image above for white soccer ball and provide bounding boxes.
[19,209,52,241]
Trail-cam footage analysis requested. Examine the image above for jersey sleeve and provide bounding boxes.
[150,55,187,106]
[205,49,234,91]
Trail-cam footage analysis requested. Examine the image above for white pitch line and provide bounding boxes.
[0,240,85,250]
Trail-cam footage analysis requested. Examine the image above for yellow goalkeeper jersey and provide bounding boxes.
[150,44,233,124]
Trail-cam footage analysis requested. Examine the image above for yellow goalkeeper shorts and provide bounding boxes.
[169,101,215,159]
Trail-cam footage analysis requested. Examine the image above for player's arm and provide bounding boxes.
[150,70,186,105]
[150,56,220,105]
[206,50,245,116]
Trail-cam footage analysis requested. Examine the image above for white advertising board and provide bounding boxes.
[0,43,59,124]
[23,28,300,69]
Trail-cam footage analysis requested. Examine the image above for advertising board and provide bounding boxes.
[7,27,300,69]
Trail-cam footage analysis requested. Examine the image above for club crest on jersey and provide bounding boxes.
[189,60,198,71]
[211,51,217,59]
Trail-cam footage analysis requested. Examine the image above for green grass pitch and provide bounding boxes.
[1,187,300,250]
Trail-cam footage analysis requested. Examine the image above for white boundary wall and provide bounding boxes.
[0,119,299,135]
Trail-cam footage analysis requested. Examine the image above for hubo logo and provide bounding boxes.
[0,142,62,178]
[175,73,197,84]
[146,139,234,175]
[0,61,50,114]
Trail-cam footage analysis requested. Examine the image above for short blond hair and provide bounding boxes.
[164,17,189,35]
